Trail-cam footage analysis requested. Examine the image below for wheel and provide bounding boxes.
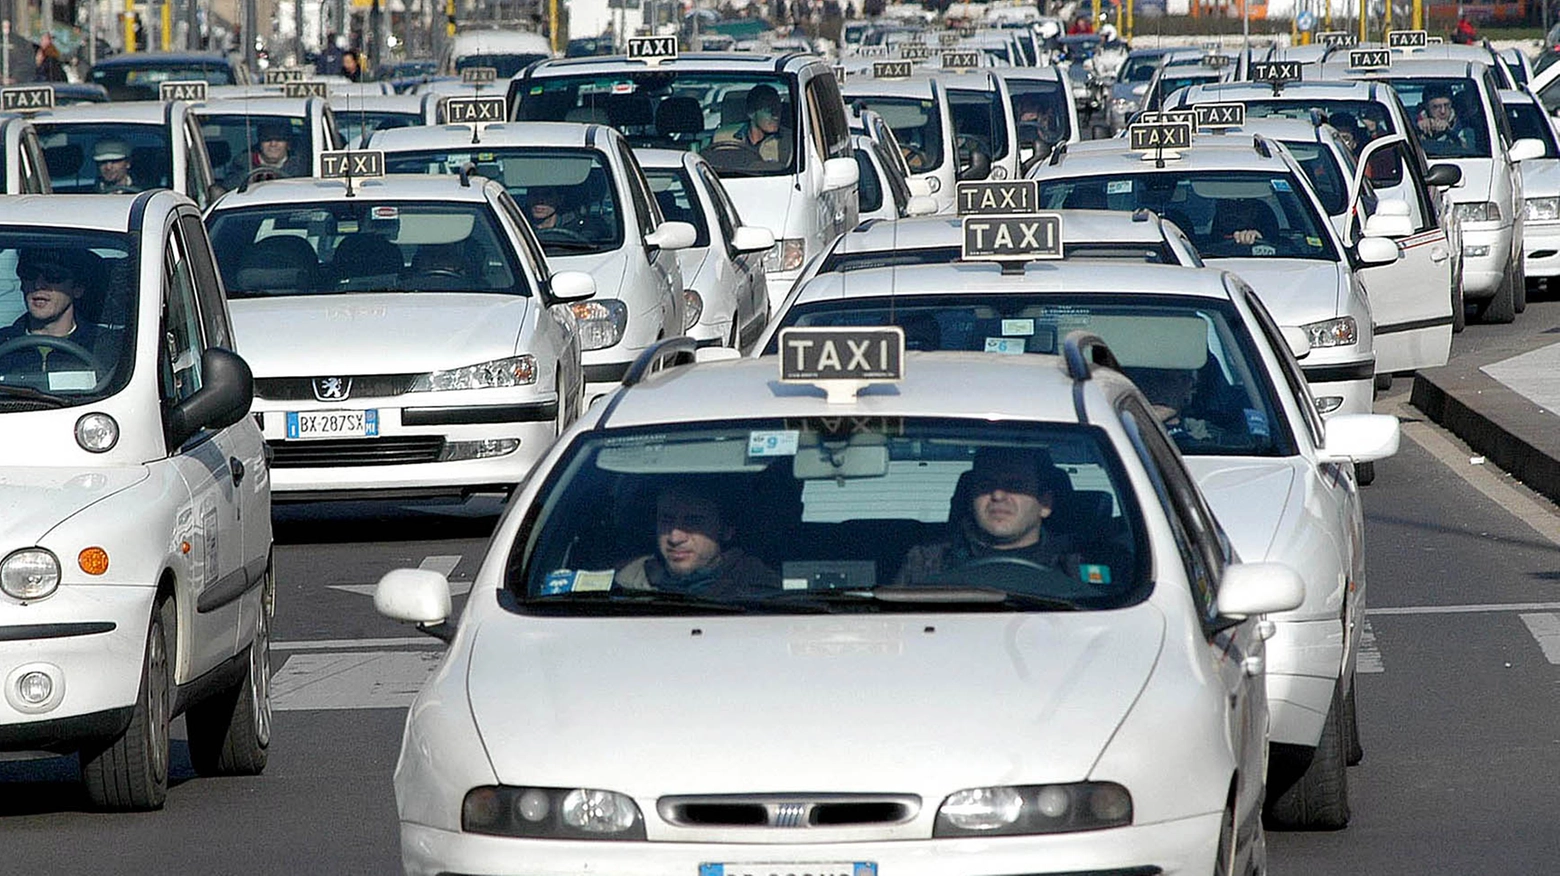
[187,566,273,776]
[1452,275,1466,333]
[1264,683,1351,830]
[1474,266,1517,324]
[1342,672,1363,766]
[81,597,172,810]
[1515,255,1529,314]
[1356,461,1375,486]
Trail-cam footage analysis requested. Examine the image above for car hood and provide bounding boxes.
[1519,157,1560,198]
[0,466,149,545]
[1444,157,1496,204]
[1208,259,1344,328]
[1182,456,1300,563]
[229,293,531,375]
[721,174,796,239]
[467,607,1166,792]
[546,248,629,302]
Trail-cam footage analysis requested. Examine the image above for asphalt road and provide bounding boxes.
[8,307,1560,875]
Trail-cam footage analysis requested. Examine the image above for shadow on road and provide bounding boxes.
[272,497,503,545]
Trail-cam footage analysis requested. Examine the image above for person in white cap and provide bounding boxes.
[92,139,138,193]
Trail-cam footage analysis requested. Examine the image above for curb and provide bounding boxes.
[1411,360,1560,503]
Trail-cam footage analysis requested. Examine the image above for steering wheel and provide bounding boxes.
[0,334,106,377]
[951,554,1085,594]
[702,140,767,172]
[415,267,464,280]
[102,184,139,195]
[535,226,592,245]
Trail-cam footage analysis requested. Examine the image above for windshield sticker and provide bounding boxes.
[370,206,399,220]
[748,429,801,457]
[540,570,576,596]
[1306,236,1323,248]
[984,337,1026,354]
[1081,564,1112,585]
[1106,180,1132,195]
[1002,318,1035,336]
[1244,408,1270,437]
[1252,243,1277,256]
[529,85,543,94]
[573,570,614,592]
[782,577,809,590]
[612,82,634,94]
[46,370,96,391]
[1270,178,1293,192]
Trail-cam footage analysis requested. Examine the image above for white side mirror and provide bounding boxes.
[905,194,939,216]
[1355,235,1400,266]
[1131,83,1148,96]
[549,270,596,302]
[823,156,860,191]
[645,220,697,251]
[694,346,742,363]
[374,568,452,626]
[1363,199,1415,238]
[730,225,776,254]
[1279,325,1311,359]
[906,176,934,198]
[1318,412,1401,464]
[1216,562,1305,619]
[1509,137,1546,162]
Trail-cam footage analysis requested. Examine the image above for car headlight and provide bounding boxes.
[462,786,646,839]
[934,783,1132,836]
[568,299,629,351]
[1454,201,1501,223]
[1,549,61,600]
[1526,197,1560,221]
[1301,316,1357,348]
[762,238,806,274]
[682,289,703,330]
[409,355,536,392]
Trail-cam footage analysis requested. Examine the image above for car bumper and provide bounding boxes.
[0,584,154,749]
[398,812,1224,876]
[1298,357,1373,418]
[1523,221,1560,278]
[1460,223,1514,298]
[1264,616,1346,748]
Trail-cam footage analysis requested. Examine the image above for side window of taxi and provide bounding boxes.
[1241,284,1325,449]
[496,192,548,292]
[160,227,207,415]
[614,140,660,239]
[804,80,828,161]
[807,73,852,160]
[184,122,214,209]
[178,215,234,350]
[19,132,43,193]
[695,164,739,244]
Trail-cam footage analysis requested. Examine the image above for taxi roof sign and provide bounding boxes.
[899,43,932,61]
[1202,52,1231,68]
[1349,48,1391,69]
[1317,30,1357,47]
[957,180,1038,216]
[778,327,904,403]
[284,80,328,99]
[941,50,980,70]
[626,35,678,65]
[263,68,305,84]
[159,80,208,102]
[1427,35,1445,44]
[0,86,52,112]
[320,149,385,180]
[1249,61,1302,84]
[1387,29,1428,49]
[873,61,913,79]
[832,64,847,84]
[1138,109,1197,126]
[444,95,507,124]
[1128,121,1193,162]
[857,44,888,58]
[961,213,1064,264]
[1193,102,1244,129]
[937,30,961,45]
[460,66,498,85]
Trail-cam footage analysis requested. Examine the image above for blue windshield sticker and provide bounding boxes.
[748,429,800,457]
[1244,408,1270,436]
[1107,179,1132,195]
[984,337,1026,354]
[1080,564,1112,585]
[1270,178,1293,192]
[541,570,575,596]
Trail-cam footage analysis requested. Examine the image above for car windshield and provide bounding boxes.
[382,147,626,257]
[0,231,138,409]
[1120,55,1162,83]
[457,53,549,79]
[1038,171,1339,261]
[205,201,526,298]
[848,95,945,172]
[515,72,799,176]
[765,296,1292,457]
[1378,77,1492,158]
[90,62,235,100]
[338,110,422,147]
[197,113,314,188]
[1153,73,1220,109]
[36,122,173,194]
[1505,101,1560,157]
[643,166,711,248]
[508,418,1149,615]
[948,86,1010,161]
[1008,79,1071,145]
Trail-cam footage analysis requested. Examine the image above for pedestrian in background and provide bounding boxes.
[34,33,66,82]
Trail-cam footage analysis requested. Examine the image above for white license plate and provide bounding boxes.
[286,409,379,439]
[699,865,874,876]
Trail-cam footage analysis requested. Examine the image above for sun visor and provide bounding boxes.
[1080,315,1208,370]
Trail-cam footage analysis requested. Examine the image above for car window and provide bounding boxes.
[643,167,711,248]
[35,122,173,194]
[947,87,1009,162]
[695,163,739,242]
[808,73,851,160]
[90,61,236,100]
[178,215,233,351]
[1381,76,1493,159]
[845,95,945,172]
[854,150,885,213]
[162,230,207,409]
[338,110,421,147]
[615,138,662,238]
[196,113,314,188]
[1282,139,1350,215]
[873,141,911,213]
[1238,280,1326,447]
[1505,100,1560,157]
[1008,78,1071,145]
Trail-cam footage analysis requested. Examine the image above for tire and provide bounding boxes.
[187,566,273,776]
[81,596,173,811]
[1343,672,1363,766]
[1515,254,1529,314]
[1475,267,1517,324]
[1213,803,1238,876]
[1452,275,1467,333]
[1356,461,1375,486]
[1264,683,1351,830]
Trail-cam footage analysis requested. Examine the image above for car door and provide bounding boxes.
[806,70,858,241]
[1352,135,1454,372]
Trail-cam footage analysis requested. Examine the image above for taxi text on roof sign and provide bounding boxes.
[263,68,306,84]
[626,36,678,65]
[938,30,961,45]
[0,86,52,112]
[957,180,1038,216]
[1202,52,1231,68]
[461,66,498,85]
[873,61,913,79]
[1138,109,1197,126]
[1317,30,1357,47]
[159,80,208,102]
[1249,61,1302,83]
[1387,29,1428,48]
[942,50,980,70]
[1129,120,1193,155]
[957,24,977,37]
[961,213,1063,261]
[320,150,386,179]
[857,44,888,58]
[779,327,904,384]
[1350,49,1391,70]
[444,96,507,124]
[899,43,932,61]
[832,64,847,84]
[1193,102,1244,129]
[284,80,328,99]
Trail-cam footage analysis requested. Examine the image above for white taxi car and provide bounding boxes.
[204,172,591,500]
[376,331,1304,875]
[1501,88,1560,299]
[192,96,345,188]
[844,73,961,213]
[0,113,50,194]
[371,123,694,399]
[0,192,271,809]
[32,100,222,208]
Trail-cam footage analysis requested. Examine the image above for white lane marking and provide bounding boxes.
[1520,613,1560,664]
[1368,601,1560,616]
[270,651,443,710]
[327,581,472,598]
[419,554,463,577]
[272,636,441,651]
[1357,618,1384,674]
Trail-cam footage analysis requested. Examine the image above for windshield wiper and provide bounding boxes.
[540,242,603,253]
[0,384,70,406]
[753,586,1080,612]
[526,589,748,614]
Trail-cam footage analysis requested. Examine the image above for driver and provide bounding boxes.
[615,484,781,597]
[711,84,794,167]
[0,248,118,376]
[93,139,139,193]
[1013,92,1063,144]
[525,185,596,237]
[895,447,1080,585]
[1415,84,1472,152]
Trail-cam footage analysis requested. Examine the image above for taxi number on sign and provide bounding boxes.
[287,409,380,439]
[700,865,875,876]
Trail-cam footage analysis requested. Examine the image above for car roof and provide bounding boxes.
[1047,135,1296,173]
[790,261,1233,304]
[90,51,235,69]
[209,174,500,209]
[520,52,824,79]
[916,69,1002,90]
[631,147,700,170]
[1227,116,1329,143]
[326,93,426,112]
[844,76,938,98]
[28,101,182,124]
[194,97,317,116]
[1323,57,1487,78]
[1180,79,1379,100]
[0,190,181,230]
[837,209,1177,252]
[371,120,603,150]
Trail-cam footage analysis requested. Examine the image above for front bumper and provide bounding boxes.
[1460,222,1514,298]
[1523,220,1560,279]
[1297,357,1374,418]
[399,812,1223,876]
[0,584,154,750]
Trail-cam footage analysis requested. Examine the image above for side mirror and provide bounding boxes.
[1355,235,1401,266]
[822,156,860,191]
[1131,83,1148,96]
[730,225,776,254]
[1424,163,1462,187]
[694,346,742,363]
[645,220,697,252]
[1318,412,1400,464]
[374,568,454,643]
[905,194,939,217]
[1509,137,1546,162]
[166,347,253,449]
[1363,199,1415,238]
[906,176,935,198]
[549,270,596,303]
[1279,325,1311,359]
[1215,562,1305,620]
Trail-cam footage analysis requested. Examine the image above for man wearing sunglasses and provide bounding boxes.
[0,248,119,378]
[711,84,794,168]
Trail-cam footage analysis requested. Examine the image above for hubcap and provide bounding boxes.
[252,572,273,746]
[148,616,169,784]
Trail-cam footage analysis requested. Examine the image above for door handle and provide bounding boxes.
[1242,656,1264,677]
[1431,246,1449,262]
[229,456,245,486]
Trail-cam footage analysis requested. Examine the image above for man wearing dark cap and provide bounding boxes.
[229,119,307,186]
[896,446,1080,585]
[92,139,138,193]
[712,84,793,167]
[0,248,119,377]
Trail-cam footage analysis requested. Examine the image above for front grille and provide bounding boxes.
[268,436,445,468]
[255,373,420,401]
[658,794,919,829]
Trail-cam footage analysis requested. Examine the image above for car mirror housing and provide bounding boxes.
[375,568,454,642]
[730,225,776,254]
[645,220,696,251]
[166,347,253,449]
[905,195,939,217]
[1354,236,1400,266]
[1424,163,1462,187]
[1216,562,1305,620]
[1318,413,1401,464]
[549,270,596,303]
[823,156,860,192]
[1508,137,1546,163]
